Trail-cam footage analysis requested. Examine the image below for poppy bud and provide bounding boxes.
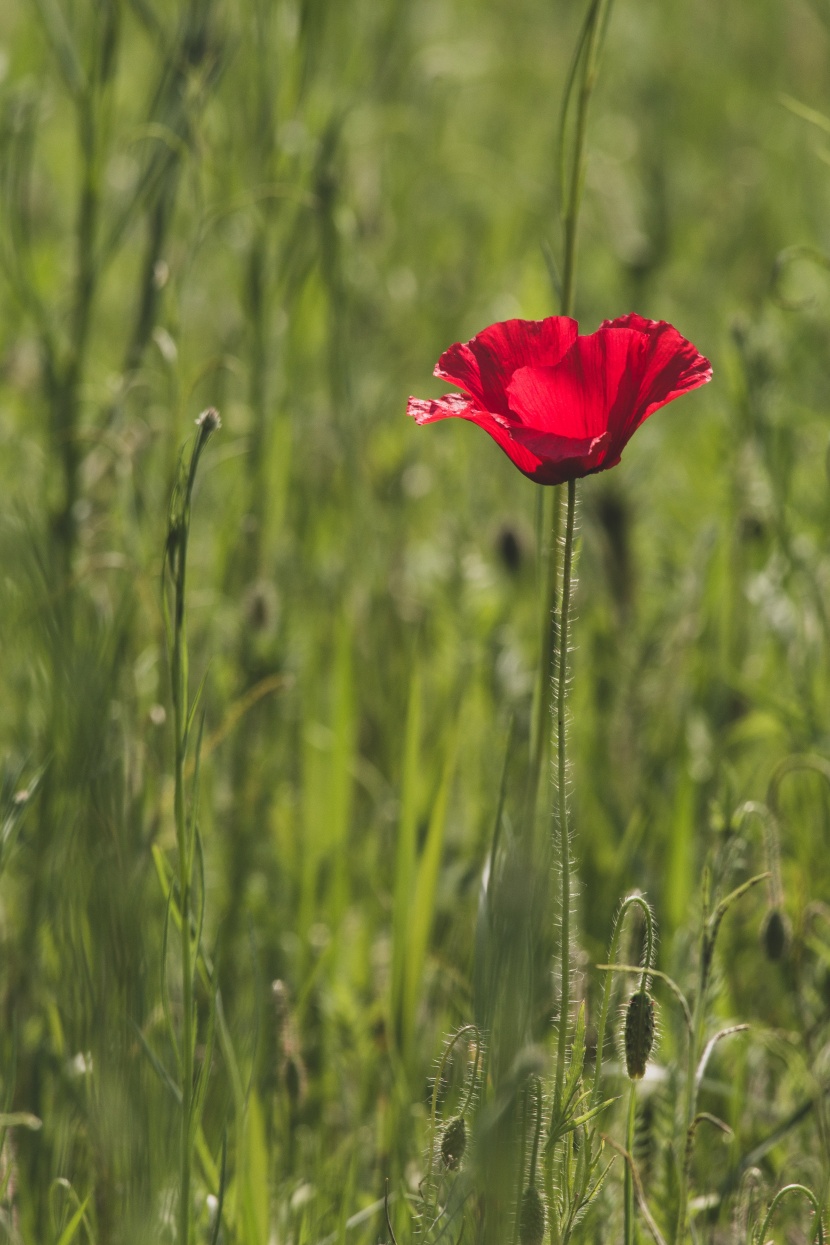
[519,1187,546,1245]
[496,524,523,573]
[284,1055,302,1108]
[244,579,279,634]
[440,1115,466,1170]
[624,991,655,1080]
[761,908,790,961]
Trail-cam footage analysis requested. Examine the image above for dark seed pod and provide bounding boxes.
[496,524,523,574]
[440,1115,467,1170]
[284,1055,303,1107]
[761,908,790,961]
[519,1186,546,1245]
[624,991,655,1080]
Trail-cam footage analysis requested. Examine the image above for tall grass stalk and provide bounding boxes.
[4,0,830,1234]
[163,407,220,1245]
[558,0,614,318]
[46,2,118,577]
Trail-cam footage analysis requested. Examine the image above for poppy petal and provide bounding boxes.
[507,426,612,484]
[601,314,712,445]
[434,317,578,418]
[407,393,479,425]
[509,426,610,462]
[407,393,545,478]
[408,313,710,485]
[506,329,638,440]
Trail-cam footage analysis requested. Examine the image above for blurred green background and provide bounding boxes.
[1,0,830,1238]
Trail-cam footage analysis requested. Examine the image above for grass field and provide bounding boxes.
[1,0,830,1241]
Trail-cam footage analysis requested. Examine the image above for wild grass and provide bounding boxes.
[0,0,830,1241]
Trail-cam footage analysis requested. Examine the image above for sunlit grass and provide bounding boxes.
[0,0,829,1241]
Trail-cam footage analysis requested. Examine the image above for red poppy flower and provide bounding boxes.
[407,313,711,485]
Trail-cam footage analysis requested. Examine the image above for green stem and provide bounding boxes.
[624,1084,636,1245]
[53,92,101,577]
[559,0,614,318]
[178,776,193,1245]
[513,1086,530,1245]
[674,922,707,1245]
[529,1076,543,1186]
[553,478,577,1114]
[167,412,219,1245]
[757,1184,824,1245]
[530,488,563,817]
[172,499,193,1245]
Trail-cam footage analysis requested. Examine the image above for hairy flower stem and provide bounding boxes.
[674,941,707,1245]
[529,1075,543,1187]
[513,1086,531,1245]
[624,1085,636,1245]
[674,1037,697,1243]
[530,489,562,815]
[553,477,577,1115]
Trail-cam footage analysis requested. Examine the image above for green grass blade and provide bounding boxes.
[391,665,421,1049]
[327,618,355,922]
[55,1194,91,1245]
[131,1019,182,1105]
[402,721,458,1052]
[239,1090,270,1245]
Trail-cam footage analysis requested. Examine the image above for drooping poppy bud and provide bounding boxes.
[519,1186,546,1245]
[624,991,655,1080]
[761,907,790,961]
[440,1115,467,1170]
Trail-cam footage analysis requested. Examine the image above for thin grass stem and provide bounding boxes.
[624,1085,636,1245]
[165,409,220,1245]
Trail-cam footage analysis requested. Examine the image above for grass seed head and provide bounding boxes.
[624,991,655,1080]
[195,406,221,434]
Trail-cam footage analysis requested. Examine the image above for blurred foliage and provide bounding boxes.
[0,0,829,1239]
